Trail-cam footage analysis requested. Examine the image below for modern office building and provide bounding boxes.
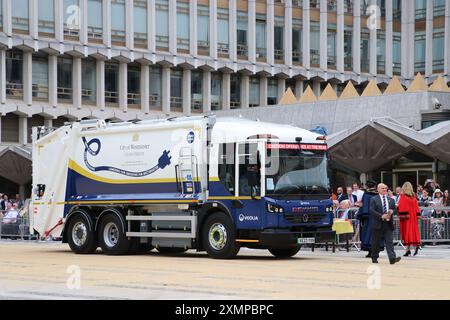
[0,0,450,196]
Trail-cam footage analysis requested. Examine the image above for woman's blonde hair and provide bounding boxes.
[402,182,415,197]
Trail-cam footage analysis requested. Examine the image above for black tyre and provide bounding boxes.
[268,246,301,259]
[98,213,130,255]
[67,212,97,254]
[202,212,240,259]
[156,247,188,254]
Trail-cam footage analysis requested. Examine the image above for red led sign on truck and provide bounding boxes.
[267,143,328,151]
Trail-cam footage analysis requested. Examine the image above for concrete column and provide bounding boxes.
[189,0,198,56]
[182,69,191,115]
[161,66,171,115]
[55,0,64,42]
[0,50,6,104]
[23,51,33,106]
[44,118,53,127]
[222,72,231,110]
[385,0,393,77]
[103,0,111,47]
[30,0,38,39]
[3,0,12,36]
[295,78,304,99]
[229,0,237,61]
[277,78,286,103]
[80,0,88,44]
[320,0,328,70]
[425,0,434,77]
[168,0,177,54]
[140,64,150,114]
[353,0,361,74]
[126,0,134,49]
[313,80,321,97]
[202,70,211,113]
[148,0,156,52]
[369,0,377,75]
[240,74,249,109]
[402,0,414,79]
[285,0,293,67]
[336,0,345,73]
[48,55,58,107]
[267,0,275,65]
[259,76,268,107]
[446,0,450,79]
[96,59,105,110]
[19,184,26,200]
[119,62,128,112]
[248,0,256,63]
[19,116,28,145]
[303,0,311,69]
[210,0,218,60]
[72,57,82,109]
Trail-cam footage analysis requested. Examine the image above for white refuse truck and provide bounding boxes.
[31,116,335,259]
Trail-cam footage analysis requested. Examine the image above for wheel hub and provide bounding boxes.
[72,222,87,247]
[209,223,227,250]
[103,222,119,248]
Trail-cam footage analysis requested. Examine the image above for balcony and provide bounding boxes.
[293,51,302,64]
[327,55,336,69]
[218,43,230,57]
[105,91,118,104]
[149,94,161,108]
[57,87,73,102]
[134,32,148,48]
[230,101,241,109]
[170,96,183,110]
[156,35,169,50]
[88,26,103,42]
[82,89,96,104]
[274,49,284,62]
[311,50,320,66]
[128,93,141,107]
[256,48,267,61]
[237,44,248,59]
[111,30,126,45]
[191,96,203,112]
[177,38,190,52]
[6,82,23,99]
[32,84,49,101]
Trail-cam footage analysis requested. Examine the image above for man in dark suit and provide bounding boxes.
[369,183,401,264]
[339,187,358,206]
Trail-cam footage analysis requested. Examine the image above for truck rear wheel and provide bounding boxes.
[202,212,240,259]
[98,213,130,255]
[67,213,97,254]
[156,247,188,254]
[269,246,301,258]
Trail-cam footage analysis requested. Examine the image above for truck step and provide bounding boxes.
[126,231,195,239]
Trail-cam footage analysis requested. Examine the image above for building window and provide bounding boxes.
[344,0,353,14]
[434,0,446,17]
[361,0,370,15]
[156,0,169,50]
[292,19,302,65]
[393,32,401,75]
[393,0,402,19]
[310,22,320,66]
[274,17,284,62]
[361,28,370,73]
[170,69,183,111]
[149,66,162,110]
[12,0,29,33]
[111,0,126,45]
[211,72,222,110]
[128,65,141,106]
[414,31,426,74]
[267,79,278,105]
[38,0,55,36]
[0,1,3,31]
[64,0,80,38]
[415,0,426,20]
[82,59,96,104]
[230,74,241,109]
[105,62,119,104]
[327,24,337,69]
[433,28,445,72]
[249,77,260,107]
[6,50,23,99]
[310,0,320,9]
[191,70,202,113]
[133,0,148,47]
[328,0,337,11]
[57,56,73,103]
[256,15,267,61]
[32,54,49,101]
[86,0,102,42]
[198,5,210,55]
[217,8,229,57]
[377,0,386,17]
[237,11,248,59]
[1,114,20,143]
[344,25,353,70]
[377,31,386,74]
[177,2,190,52]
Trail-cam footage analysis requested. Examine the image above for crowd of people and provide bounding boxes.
[0,193,25,225]
[331,179,449,263]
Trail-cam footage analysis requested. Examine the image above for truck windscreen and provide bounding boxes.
[265,145,330,198]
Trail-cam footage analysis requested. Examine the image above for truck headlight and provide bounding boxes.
[267,203,284,213]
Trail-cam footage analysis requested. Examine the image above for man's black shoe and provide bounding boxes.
[390,257,401,265]
[372,258,378,264]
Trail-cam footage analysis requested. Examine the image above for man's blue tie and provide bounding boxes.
[382,196,388,214]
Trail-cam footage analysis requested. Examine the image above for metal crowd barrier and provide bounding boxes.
[0,208,32,240]
[333,206,450,251]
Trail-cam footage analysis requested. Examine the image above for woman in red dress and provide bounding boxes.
[397,182,422,256]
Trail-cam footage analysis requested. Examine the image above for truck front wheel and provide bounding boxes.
[67,213,97,254]
[268,246,301,259]
[98,213,130,255]
[202,212,240,259]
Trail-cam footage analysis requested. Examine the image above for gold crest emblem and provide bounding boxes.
[132,133,139,142]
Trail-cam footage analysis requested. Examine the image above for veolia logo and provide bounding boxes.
[187,131,195,144]
[239,214,259,222]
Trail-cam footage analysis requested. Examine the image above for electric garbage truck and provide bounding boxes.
[31,116,335,259]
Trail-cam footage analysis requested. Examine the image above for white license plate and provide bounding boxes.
[297,237,315,244]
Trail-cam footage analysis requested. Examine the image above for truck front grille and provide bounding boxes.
[284,213,326,224]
